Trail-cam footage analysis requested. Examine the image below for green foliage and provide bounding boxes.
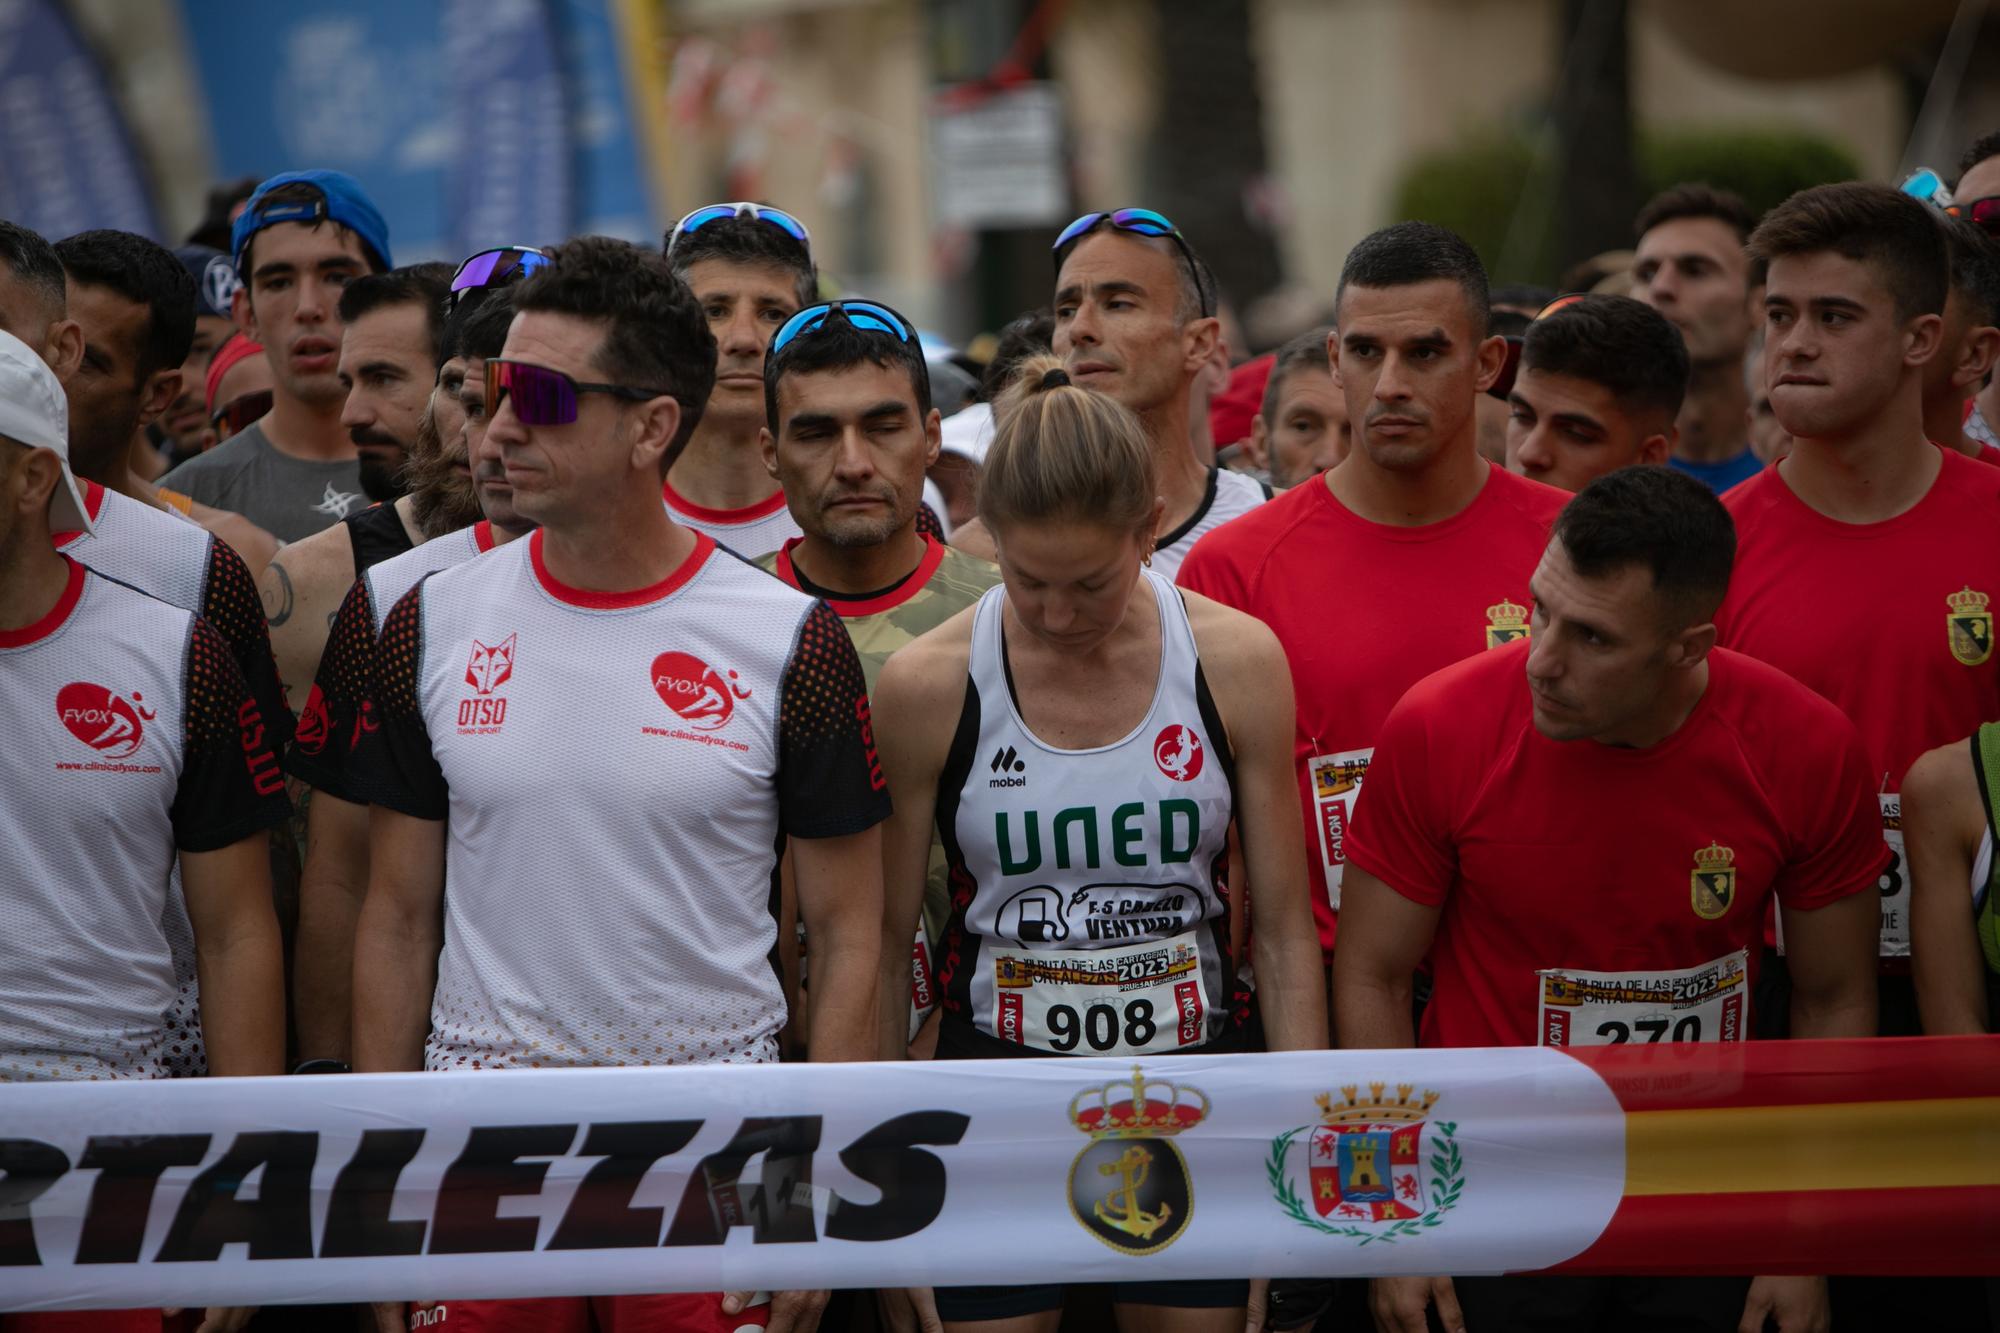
[1390,125,1866,284]
[1640,129,1864,219]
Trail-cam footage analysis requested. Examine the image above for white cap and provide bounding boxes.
[0,328,89,535]
[939,400,995,466]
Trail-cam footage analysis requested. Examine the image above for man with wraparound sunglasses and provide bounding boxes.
[752,298,1002,1062]
[663,199,818,556]
[350,237,888,1333]
[954,208,1270,580]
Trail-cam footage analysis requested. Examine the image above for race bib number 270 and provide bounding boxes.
[1537,950,1749,1047]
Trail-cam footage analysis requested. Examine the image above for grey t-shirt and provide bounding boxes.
[158,422,365,544]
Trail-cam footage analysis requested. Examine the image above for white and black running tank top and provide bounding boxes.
[934,570,1237,1057]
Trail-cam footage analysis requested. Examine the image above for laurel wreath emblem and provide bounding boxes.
[1266,1121,1463,1244]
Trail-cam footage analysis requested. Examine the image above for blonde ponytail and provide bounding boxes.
[978,354,1157,535]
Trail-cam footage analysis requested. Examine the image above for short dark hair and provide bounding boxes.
[1260,327,1332,423]
[1553,465,1736,625]
[1336,221,1489,332]
[1944,217,2000,328]
[764,306,931,431]
[53,229,196,377]
[1748,181,1949,321]
[454,289,517,364]
[981,308,1055,400]
[0,219,66,315]
[1634,183,1758,245]
[665,213,816,308]
[338,262,453,368]
[239,180,389,277]
[1521,294,1690,425]
[512,235,717,464]
[1958,130,2000,183]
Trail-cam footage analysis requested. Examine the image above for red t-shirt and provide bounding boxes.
[1177,463,1567,953]
[1717,447,2000,957]
[1718,446,2000,790]
[1345,644,1885,1049]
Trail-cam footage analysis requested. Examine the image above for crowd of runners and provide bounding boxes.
[5,133,2000,1333]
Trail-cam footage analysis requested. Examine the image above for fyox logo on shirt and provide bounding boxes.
[651,651,751,731]
[56,682,153,759]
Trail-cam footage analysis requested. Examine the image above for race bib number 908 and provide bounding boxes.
[990,932,1211,1056]
[1536,950,1749,1047]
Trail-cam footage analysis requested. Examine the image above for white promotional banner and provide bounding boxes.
[0,1050,1627,1311]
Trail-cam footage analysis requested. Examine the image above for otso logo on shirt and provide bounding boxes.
[464,635,516,695]
[651,651,751,731]
[458,634,517,735]
[1948,586,1993,666]
[56,683,154,758]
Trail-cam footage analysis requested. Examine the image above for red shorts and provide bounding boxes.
[411,1294,766,1332]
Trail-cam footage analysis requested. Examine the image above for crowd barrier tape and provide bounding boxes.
[1,1038,1995,1310]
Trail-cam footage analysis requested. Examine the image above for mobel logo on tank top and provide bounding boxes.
[646,650,753,753]
[457,634,516,735]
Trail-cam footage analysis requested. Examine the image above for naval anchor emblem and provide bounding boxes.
[1065,1065,1207,1255]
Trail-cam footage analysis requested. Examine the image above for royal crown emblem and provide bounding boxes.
[1691,841,1737,921]
[1066,1066,1206,1255]
[1948,587,1992,667]
[1485,598,1531,649]
[1268,1082,1461,1243]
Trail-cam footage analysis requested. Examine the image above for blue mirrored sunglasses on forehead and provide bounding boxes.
[770,300,917,355]
[1052,208,1213,317]
[666,202,813,257]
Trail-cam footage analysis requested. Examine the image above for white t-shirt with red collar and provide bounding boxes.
[0,560,290,1081]
[662,478,803,559]
[353,528,889,1071]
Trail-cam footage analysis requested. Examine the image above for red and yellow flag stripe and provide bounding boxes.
[1555,1037,2000,1275]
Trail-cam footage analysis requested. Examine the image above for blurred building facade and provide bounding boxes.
[34,0,2000,345]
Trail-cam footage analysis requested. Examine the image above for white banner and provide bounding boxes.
[0,1051,1627,1310]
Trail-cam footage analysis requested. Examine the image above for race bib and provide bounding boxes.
[1537,950,1750,1047]
[1310,748,1372,912]
[989,931,1212,1056]
[1878,792,1909,959]
[909,930,936,1042]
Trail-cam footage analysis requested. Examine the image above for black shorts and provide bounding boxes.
[1450,1273,1750,1331]
[932,1278,1249,1321]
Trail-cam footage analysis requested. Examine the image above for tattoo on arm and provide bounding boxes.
[262,561,294,627]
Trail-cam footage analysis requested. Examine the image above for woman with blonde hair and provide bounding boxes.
[870,357,1325,1332]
